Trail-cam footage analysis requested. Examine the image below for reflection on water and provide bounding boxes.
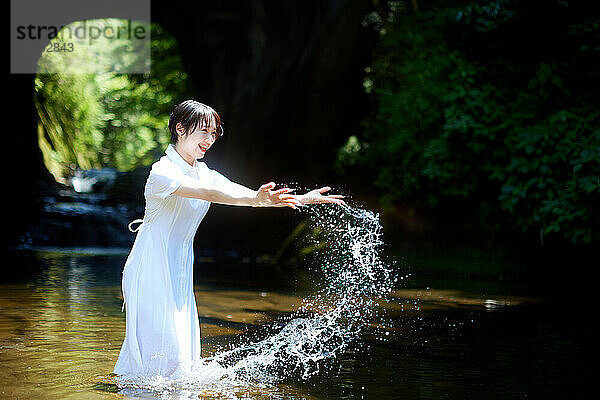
[0,249,593,399]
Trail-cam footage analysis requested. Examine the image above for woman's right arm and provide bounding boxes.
[172,175,301,209]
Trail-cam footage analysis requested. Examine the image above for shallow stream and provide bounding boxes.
[0,205,592,399]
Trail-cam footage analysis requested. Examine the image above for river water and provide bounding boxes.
[0,205,593,399]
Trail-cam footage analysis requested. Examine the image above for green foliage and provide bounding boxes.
[338,0,600,244]
[500,109,600,244]
[35,21,189,183]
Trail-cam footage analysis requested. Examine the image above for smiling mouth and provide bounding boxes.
[199,144,208,152]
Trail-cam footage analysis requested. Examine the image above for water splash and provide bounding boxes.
[116,204,397,395]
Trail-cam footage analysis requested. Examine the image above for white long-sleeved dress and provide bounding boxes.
[113,144,228,379]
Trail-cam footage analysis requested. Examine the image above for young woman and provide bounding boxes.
[113,100,344,378]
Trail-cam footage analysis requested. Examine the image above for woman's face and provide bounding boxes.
[175,122,218,163]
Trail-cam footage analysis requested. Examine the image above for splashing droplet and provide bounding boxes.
[116,204,398,394]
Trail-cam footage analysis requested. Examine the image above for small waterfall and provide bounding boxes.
[19,168,139,252]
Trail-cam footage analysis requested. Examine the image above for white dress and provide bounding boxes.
[114,144,229,379]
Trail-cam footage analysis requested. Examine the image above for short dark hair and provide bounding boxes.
[168,100,224,143]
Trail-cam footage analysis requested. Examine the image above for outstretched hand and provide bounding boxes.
[255,182,303,209]
[298,186,346,206]
[255,183,346,209]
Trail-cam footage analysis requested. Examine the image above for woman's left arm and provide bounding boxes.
[211,170,345,207]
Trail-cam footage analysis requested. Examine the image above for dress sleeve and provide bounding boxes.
[147,162,185,199]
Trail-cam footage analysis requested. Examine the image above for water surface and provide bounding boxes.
[0,248,592,399]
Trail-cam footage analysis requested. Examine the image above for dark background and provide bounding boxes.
[5,0,599,278]
[6,0,376,251]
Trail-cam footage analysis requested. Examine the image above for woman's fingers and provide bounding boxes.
[323,198,345,204]
[273,187,295,195]
[258,183,345,208]
[259,182,276,192]
[259,184,294,196]
[318,195,346,205]
[281,198,301,209]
